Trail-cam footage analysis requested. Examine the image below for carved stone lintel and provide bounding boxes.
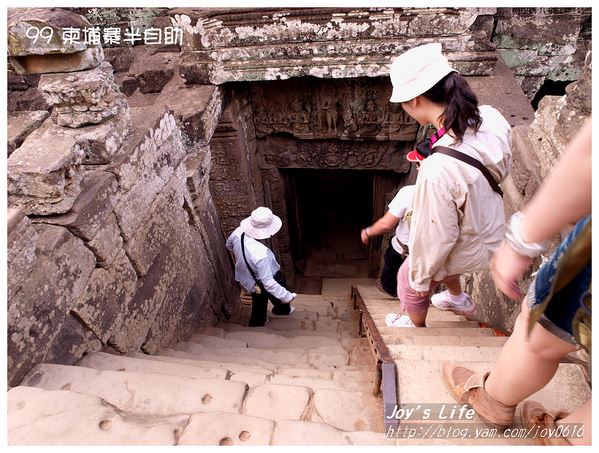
[258,136,412,173]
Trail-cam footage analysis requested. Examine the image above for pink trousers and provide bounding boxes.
[396,259,442,314]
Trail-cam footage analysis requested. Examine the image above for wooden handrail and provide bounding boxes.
[351,285,399,431]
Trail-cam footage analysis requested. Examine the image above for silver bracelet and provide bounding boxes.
[505,211,546,258]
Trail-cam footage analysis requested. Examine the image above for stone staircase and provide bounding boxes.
[8,279,591,445]
[8,279,388,445]
[354,283,591,445]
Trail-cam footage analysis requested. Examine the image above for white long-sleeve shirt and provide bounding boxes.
[225,226,296,303]
[408,105,512,292]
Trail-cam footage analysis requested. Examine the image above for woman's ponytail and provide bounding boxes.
[423,72,482,143]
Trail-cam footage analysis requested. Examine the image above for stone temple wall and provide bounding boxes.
[493,8,591,100]
[7,9,239,386]
[465,47,592,332]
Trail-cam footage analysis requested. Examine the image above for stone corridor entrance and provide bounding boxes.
[284,169,372,278]
[282,168,406,293]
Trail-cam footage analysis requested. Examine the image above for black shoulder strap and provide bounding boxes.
[241,233,260,285]
[432,146,504,197]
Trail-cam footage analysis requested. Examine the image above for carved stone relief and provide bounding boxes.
[249,78,419,141]
[258,136,412,173]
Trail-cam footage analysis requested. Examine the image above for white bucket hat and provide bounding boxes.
[240,207,282,240]
[389,43,457,103]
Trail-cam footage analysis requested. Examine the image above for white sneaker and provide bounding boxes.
[430,291,476,316]
[385,313,415,328]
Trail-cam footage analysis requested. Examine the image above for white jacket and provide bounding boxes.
[408,105,512,292]
[226,227,296,302]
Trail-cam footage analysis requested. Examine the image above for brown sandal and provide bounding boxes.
[521,400,571,445]
[442,361,516,427]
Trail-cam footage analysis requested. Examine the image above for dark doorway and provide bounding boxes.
[284,169,373,280]
[282,168,404,294]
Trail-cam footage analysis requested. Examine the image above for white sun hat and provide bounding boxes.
[389,43,458,103]
[240,207,282,240]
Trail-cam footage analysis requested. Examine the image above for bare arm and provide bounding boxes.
[491,118,592,300]
[361,211,400,245]
[520,118,592,243]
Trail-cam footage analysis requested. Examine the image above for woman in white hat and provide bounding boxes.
[388,43,512,327]
[226,207,297,327]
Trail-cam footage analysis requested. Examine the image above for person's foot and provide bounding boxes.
[441,361,515,427]
[249,317,270,327]
[431,290,476,316]
[385,312,415,328]
[270,305,296,318]
[521,401,571,445]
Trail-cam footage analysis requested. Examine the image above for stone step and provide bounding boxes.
[322,278,376,297]
[131,351,275,374]
[395,360,591,416]
[364,305,468,322]
[371,316,479,328]
[390,344,503,362]
[349,344,377,367]
[195,325,227,337]
[229,370,269,387]
[78,352,229,380]
[378,327,495,338]
[268,373,366,393]
[20,363,248,416]
[8,386,187,445]
[243,383,311,421]
[157,348,311,370]
[234,304,322,323]
[170,343,350,369]
[187,334,248,349]
[312,388,384,432]
[223,330,344,350]
[291,301,335,317]
[271,419,390,445]
[217,322,342,339]
[393,335,508,347]
[294,294,353,307]
[178,412,275,445]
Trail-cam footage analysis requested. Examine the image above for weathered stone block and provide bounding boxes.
[39,62,125,128]
[11,47,105,76]
[8,121,84,215]
[123,165,187,275]
[120,77,139,96]
[8,87,50,113]
[32,170,119,241]
[7,8,103,75]
[44,313,103,366]
[138,68,175,94]
[7,209,39,301]
[113,115,186,240]
[8,224,95,385]
[111,110,180,191]
[104,46,134,73]
[87,213,124,268]
[74,104,132,164]
[7,110,50,155]
[8,71,40,91]
[109,243,180,352]
[72,250,138,343]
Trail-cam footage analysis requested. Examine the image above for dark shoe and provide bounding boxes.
[442,361,516,427]
[376,279,396,297]
[248,317,270,327]
[521,400,571,445]
[270,305,296,318]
